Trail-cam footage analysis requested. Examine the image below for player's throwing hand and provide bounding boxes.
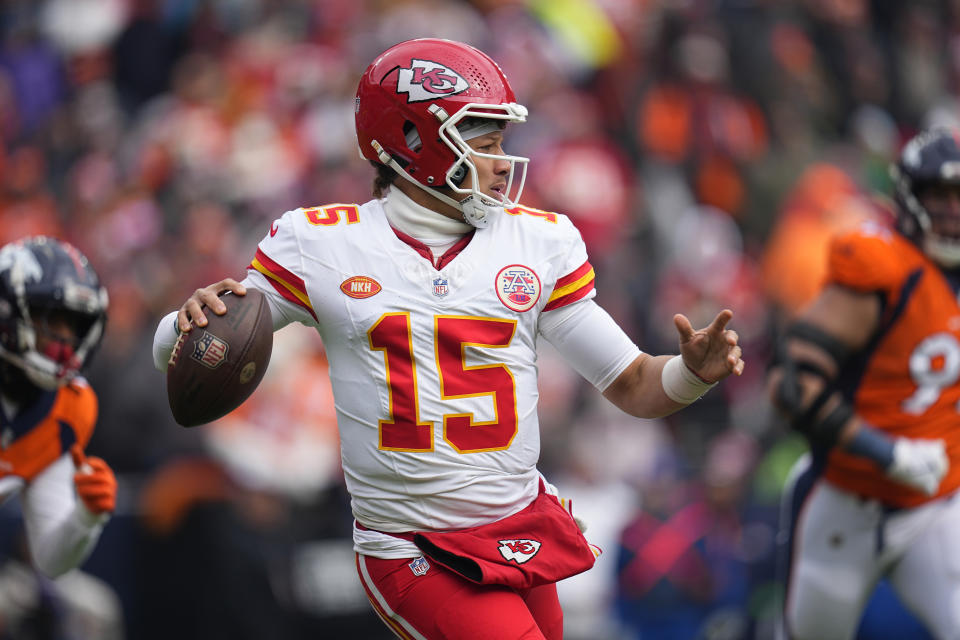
[674,309,744,383]
[176,278,247,333]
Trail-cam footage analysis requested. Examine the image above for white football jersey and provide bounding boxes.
[246,199,600,550]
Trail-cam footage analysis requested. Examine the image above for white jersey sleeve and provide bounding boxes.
[534,212,640,390]
[21,454,108,578]
[540,214,597,313]
[246,211,322,327]
[540,299,641,392]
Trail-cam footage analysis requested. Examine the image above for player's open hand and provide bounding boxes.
[177,278,246,333]
[674,309,745,383]
[71,444,117,515]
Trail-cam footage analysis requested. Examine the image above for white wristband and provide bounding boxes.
[661,355,717,404]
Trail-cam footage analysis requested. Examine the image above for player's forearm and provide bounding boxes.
[21,456,108,578]
[28,506,107,578]
[603,354,693,418]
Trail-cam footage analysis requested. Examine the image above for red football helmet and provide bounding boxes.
[355,38,529,227]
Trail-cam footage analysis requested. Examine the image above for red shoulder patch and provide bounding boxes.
[340,276,382,299]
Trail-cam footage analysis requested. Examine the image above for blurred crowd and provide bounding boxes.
[0,0,956,638]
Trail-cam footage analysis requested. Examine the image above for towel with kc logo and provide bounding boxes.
[411,486,601,590]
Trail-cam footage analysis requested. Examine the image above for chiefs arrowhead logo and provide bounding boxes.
[498,539,542,564]
[340,276,382,299]
[397,60,469,103]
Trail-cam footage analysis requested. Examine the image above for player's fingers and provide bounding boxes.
[220,278,246,296]
[182,298,208,328]
[176,307,193,333]
[201,280,246,315]
[673,314,695,341]
[76,481,113,496]
[725,329,739,345]
[728,345,743,367]
[197,287,229,315]
[708,309,734,334]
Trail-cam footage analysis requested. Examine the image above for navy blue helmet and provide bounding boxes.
[0,237,108,390]
[892,127,960,266]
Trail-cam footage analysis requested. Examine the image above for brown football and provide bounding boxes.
[166,289,273,427]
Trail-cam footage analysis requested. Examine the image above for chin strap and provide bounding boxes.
[370,141,502,229]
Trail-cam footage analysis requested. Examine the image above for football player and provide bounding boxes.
[0,236,116,578]
[769,127,960,639]
[152,38,744,639]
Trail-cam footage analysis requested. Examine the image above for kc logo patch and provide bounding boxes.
[191,331,229,369]
[397,59,469,103]
[495,265,541,312]
[498,539,542,564]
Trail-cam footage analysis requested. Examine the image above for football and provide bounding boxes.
[166,289,273,427]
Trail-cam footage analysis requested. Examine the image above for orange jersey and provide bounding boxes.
[0,379,97,483]
[823,222,960,507]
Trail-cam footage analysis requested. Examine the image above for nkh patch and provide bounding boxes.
[340,275,382,299]
[433,276,449,298]
[191,331,229,369]
[495,265,541,312]
[498,539,542,564]
[409,556,430,576]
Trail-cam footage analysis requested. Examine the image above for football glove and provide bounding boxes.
[886,438,949,496]
[71,444,117,515]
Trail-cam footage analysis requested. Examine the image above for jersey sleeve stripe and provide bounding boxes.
[248,249,318,321]
[544,262,595,311]
[548,267,595,302]
[543,281,594,311]
[554,261,593,290]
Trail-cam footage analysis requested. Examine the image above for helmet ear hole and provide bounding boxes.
[403,120,423,153]
[450,163,467,186]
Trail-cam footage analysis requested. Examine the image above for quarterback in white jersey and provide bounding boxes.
[248,195,630,555]
[153,38,744,640]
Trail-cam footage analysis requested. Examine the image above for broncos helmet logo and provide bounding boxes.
[0,244,43,289]
[396,59,469,103]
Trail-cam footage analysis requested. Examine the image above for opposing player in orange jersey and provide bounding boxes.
[769,128,960,640]
[0,237,116,578]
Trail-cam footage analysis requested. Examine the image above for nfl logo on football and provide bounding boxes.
[433,277,449,298]
[191,331,229,369]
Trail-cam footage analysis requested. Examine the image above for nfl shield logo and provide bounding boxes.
[191,331,229,369]
[433,277,449,298]
[409,556,430,576]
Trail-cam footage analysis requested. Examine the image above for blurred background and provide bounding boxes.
[0,0,954,638]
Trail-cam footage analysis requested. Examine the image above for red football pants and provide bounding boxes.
[356,553,563,639]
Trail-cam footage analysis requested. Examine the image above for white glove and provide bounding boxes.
[886,438,949,496]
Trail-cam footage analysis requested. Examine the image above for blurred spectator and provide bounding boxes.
[614,429,762,640]
[761,162,887,318]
